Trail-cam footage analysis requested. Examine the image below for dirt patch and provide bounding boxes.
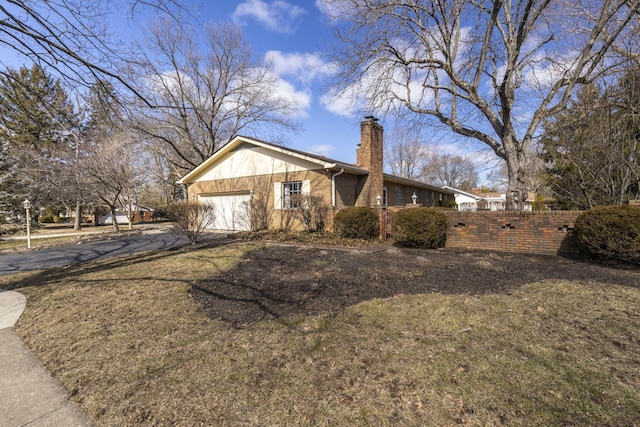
[193,244,640,326]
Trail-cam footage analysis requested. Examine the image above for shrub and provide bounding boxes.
[392,208,448,248]
[574,204,640,263]
[532,193,546,211]
[238,197,270,232]
[436,199,458,209]
[334,207,379,239]
[291,194,329,232]
[39,215,54,223]
[167,201,216,245]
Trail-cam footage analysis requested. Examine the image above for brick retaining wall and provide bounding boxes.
[443,211,582,256]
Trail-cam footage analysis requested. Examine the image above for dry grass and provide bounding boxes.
[0,235,83,253]
[2,242,640,426]
[231,229,377,247]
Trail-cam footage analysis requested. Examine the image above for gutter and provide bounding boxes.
[331,168,345,207]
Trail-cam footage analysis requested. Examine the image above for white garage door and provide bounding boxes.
[199,193,251,231]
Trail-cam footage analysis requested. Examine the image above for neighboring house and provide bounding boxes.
[99,205,155,225]
[176,117,455,231]
[444,186,534,211]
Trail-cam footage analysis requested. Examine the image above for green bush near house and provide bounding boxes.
[574,204,640,263]
[334,206,379,239]
[393,208,448,248]
[38,215,54,223]
[436,199,457,209]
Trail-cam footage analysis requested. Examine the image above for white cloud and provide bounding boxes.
[264,50,336,117]
[232,0,306,34]
[320,85,363,118]
[269,73,312,118]
[266,50,335,83]
[306,144,334,157]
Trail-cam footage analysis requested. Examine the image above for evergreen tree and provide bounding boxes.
[541,69,640,209]
[0,64,76,212]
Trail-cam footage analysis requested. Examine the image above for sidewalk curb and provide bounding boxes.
[0,329,93,427]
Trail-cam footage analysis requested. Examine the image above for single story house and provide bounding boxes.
[443,186,534,211]
[99,205,155,225]
[176,117,455,231]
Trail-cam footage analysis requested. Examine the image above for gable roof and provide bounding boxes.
[386,174,454,194]
[442,186,484,200]
[177,135,454,195]
[176,135,367,184]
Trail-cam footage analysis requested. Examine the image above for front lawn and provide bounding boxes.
[2,242,640,426]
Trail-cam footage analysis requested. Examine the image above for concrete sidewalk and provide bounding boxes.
[0,290,93,427]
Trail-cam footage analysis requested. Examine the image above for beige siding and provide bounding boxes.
[188,169,333,231]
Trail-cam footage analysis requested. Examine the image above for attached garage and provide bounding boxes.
[198,192,251,231]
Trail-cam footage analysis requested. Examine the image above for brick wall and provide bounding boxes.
[443,211,582,256]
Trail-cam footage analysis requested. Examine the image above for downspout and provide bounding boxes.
[331,168,345,207]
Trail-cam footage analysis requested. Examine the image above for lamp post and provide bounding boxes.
[22,199,31,249]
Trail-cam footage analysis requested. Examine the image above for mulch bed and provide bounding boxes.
[192,244,640,327]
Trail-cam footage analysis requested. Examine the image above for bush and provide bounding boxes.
[167,201,216,245]
[436,199,458,209]
[39,215,54,223]
[574,204,640,263]
[392,208,448,248]
[238,197,270,232]
[334,207,379,239]
[291,194,329,232]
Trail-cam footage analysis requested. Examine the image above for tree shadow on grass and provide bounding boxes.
[0,239,239,293]
[192,245,640,327]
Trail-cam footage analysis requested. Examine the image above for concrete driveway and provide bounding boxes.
[0,230,226,276]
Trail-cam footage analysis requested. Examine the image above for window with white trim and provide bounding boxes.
[282,181,303,209]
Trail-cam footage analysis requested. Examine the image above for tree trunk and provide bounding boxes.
[504,136,528,211]
[110,205,120,232]
[73,199,82,231]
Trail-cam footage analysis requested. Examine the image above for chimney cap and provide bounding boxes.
[364,115,378,122]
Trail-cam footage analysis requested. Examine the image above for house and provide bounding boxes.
[444,186,534,211]
[99,205,155,225]
[176,117,455,231]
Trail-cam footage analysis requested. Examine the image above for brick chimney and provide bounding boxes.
[355,116,384,207]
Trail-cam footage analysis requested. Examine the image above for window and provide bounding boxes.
[425,191,433,206]
[395,186,405,206]
[282,181,302,209]
[383,186,388,206]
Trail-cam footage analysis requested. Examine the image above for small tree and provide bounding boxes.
[167,201,216,245]
[292,194,329,233]
[238,197,270,232]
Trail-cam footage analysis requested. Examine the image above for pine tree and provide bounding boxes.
[541,68,640,209]
[0,64,76,211]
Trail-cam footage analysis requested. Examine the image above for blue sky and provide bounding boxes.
[0,0,498,175]
[202,0,364,163]
[190,1,495,168]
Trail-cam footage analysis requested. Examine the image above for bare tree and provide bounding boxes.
[0,0,183,99]
[321,0,640,209]
[85,132,145,232]
[423,151,479,191]
[167,201,216,245]
[384,126,429,181]
[128,19,301,175]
